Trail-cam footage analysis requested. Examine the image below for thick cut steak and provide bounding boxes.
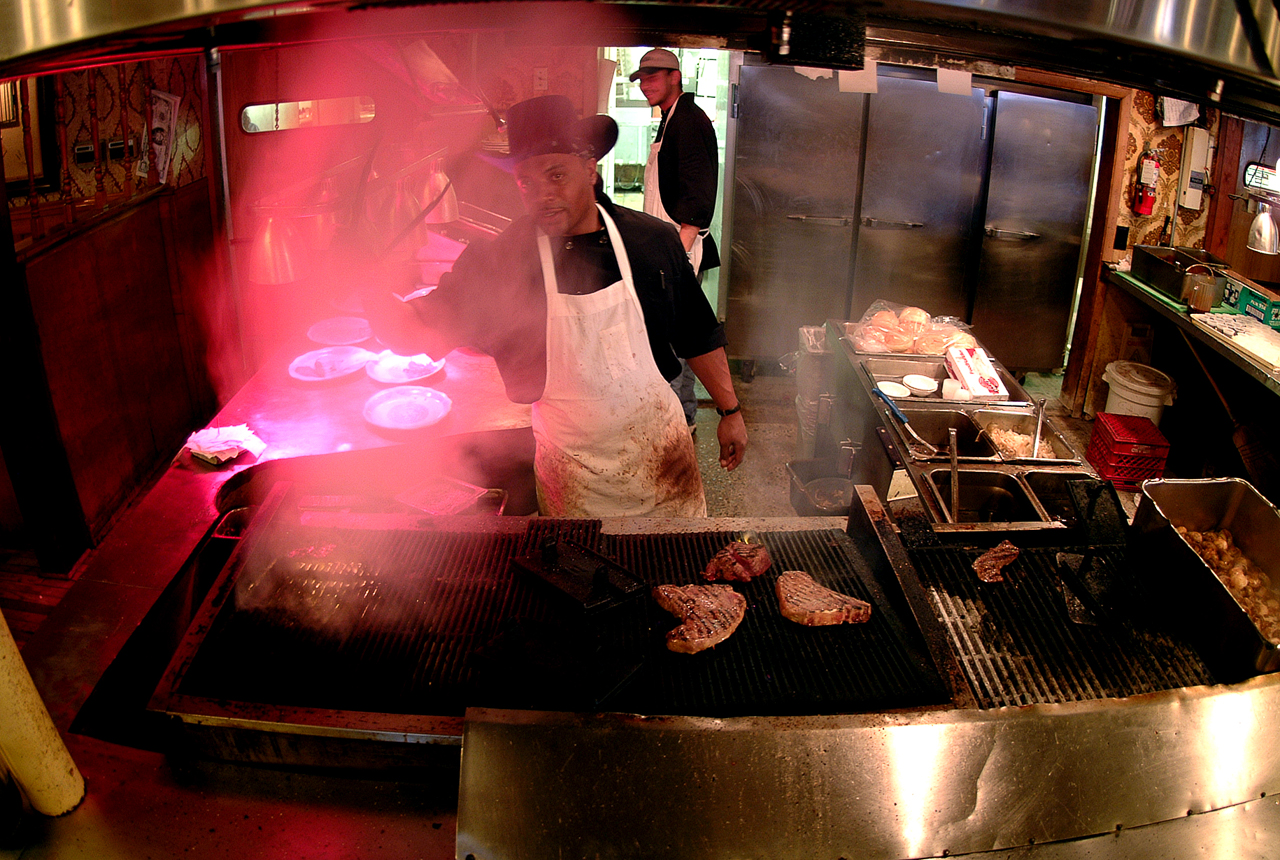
[973,540,1020,582]
[776,570,872,626]
[653,583,747,654]
[702,541,773,582]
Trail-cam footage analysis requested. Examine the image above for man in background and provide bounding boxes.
[631,48,721,435]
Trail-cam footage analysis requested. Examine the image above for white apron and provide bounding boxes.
[644,98,705,273]
[532,204,706,518]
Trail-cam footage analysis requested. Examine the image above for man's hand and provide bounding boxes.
[678,222,700,252]
[717,411,747,471]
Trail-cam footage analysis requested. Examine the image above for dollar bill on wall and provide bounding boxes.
[135,89,181,184]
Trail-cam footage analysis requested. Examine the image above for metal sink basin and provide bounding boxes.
[923,468,1046,524]
[895,409,998,461]
[973,409,1080,463]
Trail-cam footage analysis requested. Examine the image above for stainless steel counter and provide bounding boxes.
[1107,269,1280,398]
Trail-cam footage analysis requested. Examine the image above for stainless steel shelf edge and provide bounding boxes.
[458,677,1280,860]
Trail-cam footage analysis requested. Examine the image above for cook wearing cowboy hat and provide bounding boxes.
[369,94,747,517]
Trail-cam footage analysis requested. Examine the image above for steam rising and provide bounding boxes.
[196,3,631,525]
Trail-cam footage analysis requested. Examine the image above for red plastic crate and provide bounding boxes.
[1086,413,1169,490]
[1091,412,1170,457]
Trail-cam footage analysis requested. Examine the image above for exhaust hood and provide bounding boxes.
[3,0,1280,121]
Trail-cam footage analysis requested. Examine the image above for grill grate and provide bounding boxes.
[601,529,949,716]
[172,523,950,719]
[909,545,1213,709]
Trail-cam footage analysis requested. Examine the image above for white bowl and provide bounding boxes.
[902,373,939,396]
[877,381,911,398]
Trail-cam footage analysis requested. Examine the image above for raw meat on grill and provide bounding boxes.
[653,583,747,654]
[702,541,773,582]
[973,540,1020,582]
[775,570,872,626]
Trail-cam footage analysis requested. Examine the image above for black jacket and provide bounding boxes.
[413,194,727,404]
[655,92,721,271]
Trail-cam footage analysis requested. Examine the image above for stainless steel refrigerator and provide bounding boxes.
[724,61,1097,372]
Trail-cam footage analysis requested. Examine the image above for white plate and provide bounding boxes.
[363,386,452,430]
[366,350,446,384]
[288,346,375,381]
[902,373,939,396]
[307,316,372,345]
[877,381,911,398]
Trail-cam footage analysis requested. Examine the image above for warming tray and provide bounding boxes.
[859,355,1033,407]
[885,407,1000,463]
[916,466,1056,527]
[972,408,1082,464]
[1132,477,1280,680]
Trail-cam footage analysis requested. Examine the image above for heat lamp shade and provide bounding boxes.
[247,214,311,283]
[1248,203,1280,255]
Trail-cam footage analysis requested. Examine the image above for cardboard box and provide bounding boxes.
[944,346,1009,401]
[1222,274,1245,309]
[1239,283,1280,329]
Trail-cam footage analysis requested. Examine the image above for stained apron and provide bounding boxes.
[531,204,706,517]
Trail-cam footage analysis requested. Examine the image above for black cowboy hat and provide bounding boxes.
[481,94,618,172]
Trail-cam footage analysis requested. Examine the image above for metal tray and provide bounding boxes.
[920,467,1049,525]
[1131,245,1228,300]
[859,356,1033,407]
[889,408,1000,463]
[1132,477,1280,680]
[972,408,1081,464]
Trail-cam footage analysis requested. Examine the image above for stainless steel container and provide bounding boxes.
[972,408,1081,463]
[1132,478,1280,680]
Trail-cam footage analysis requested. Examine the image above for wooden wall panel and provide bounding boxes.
[24,194,201,539]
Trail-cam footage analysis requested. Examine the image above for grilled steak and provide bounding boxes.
[973,539,1020,582]
[775,570,871,626]
[702,541,773,582]
[653,583,747,654]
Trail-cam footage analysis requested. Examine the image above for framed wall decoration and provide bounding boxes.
[3,77,61,198]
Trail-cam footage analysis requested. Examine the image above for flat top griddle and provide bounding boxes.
[162,501,951,721]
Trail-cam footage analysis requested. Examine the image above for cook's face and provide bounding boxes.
[514,153,599,237]
[636,69,681,108]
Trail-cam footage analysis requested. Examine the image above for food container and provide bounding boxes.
[1180,267,1217,312]
[1131,477,1280,680]
[902,374,938,396]
[972,408,1079,463]
[786,458,854,516]
[1131,245,1228,301]
[1100,361,1175,425]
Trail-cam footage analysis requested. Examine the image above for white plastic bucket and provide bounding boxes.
[1102,360,1176,425]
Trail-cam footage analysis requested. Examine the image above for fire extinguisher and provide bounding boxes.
[1133,150,1159,215]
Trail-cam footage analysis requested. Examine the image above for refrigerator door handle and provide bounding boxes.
[786,214,855,226]
[984,225,1041,240]
[860,216,925,229]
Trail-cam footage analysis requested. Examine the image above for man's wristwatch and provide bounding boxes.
[716,404,742,417]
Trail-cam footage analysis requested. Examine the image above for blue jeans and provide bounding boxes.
[671,359,697,426]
